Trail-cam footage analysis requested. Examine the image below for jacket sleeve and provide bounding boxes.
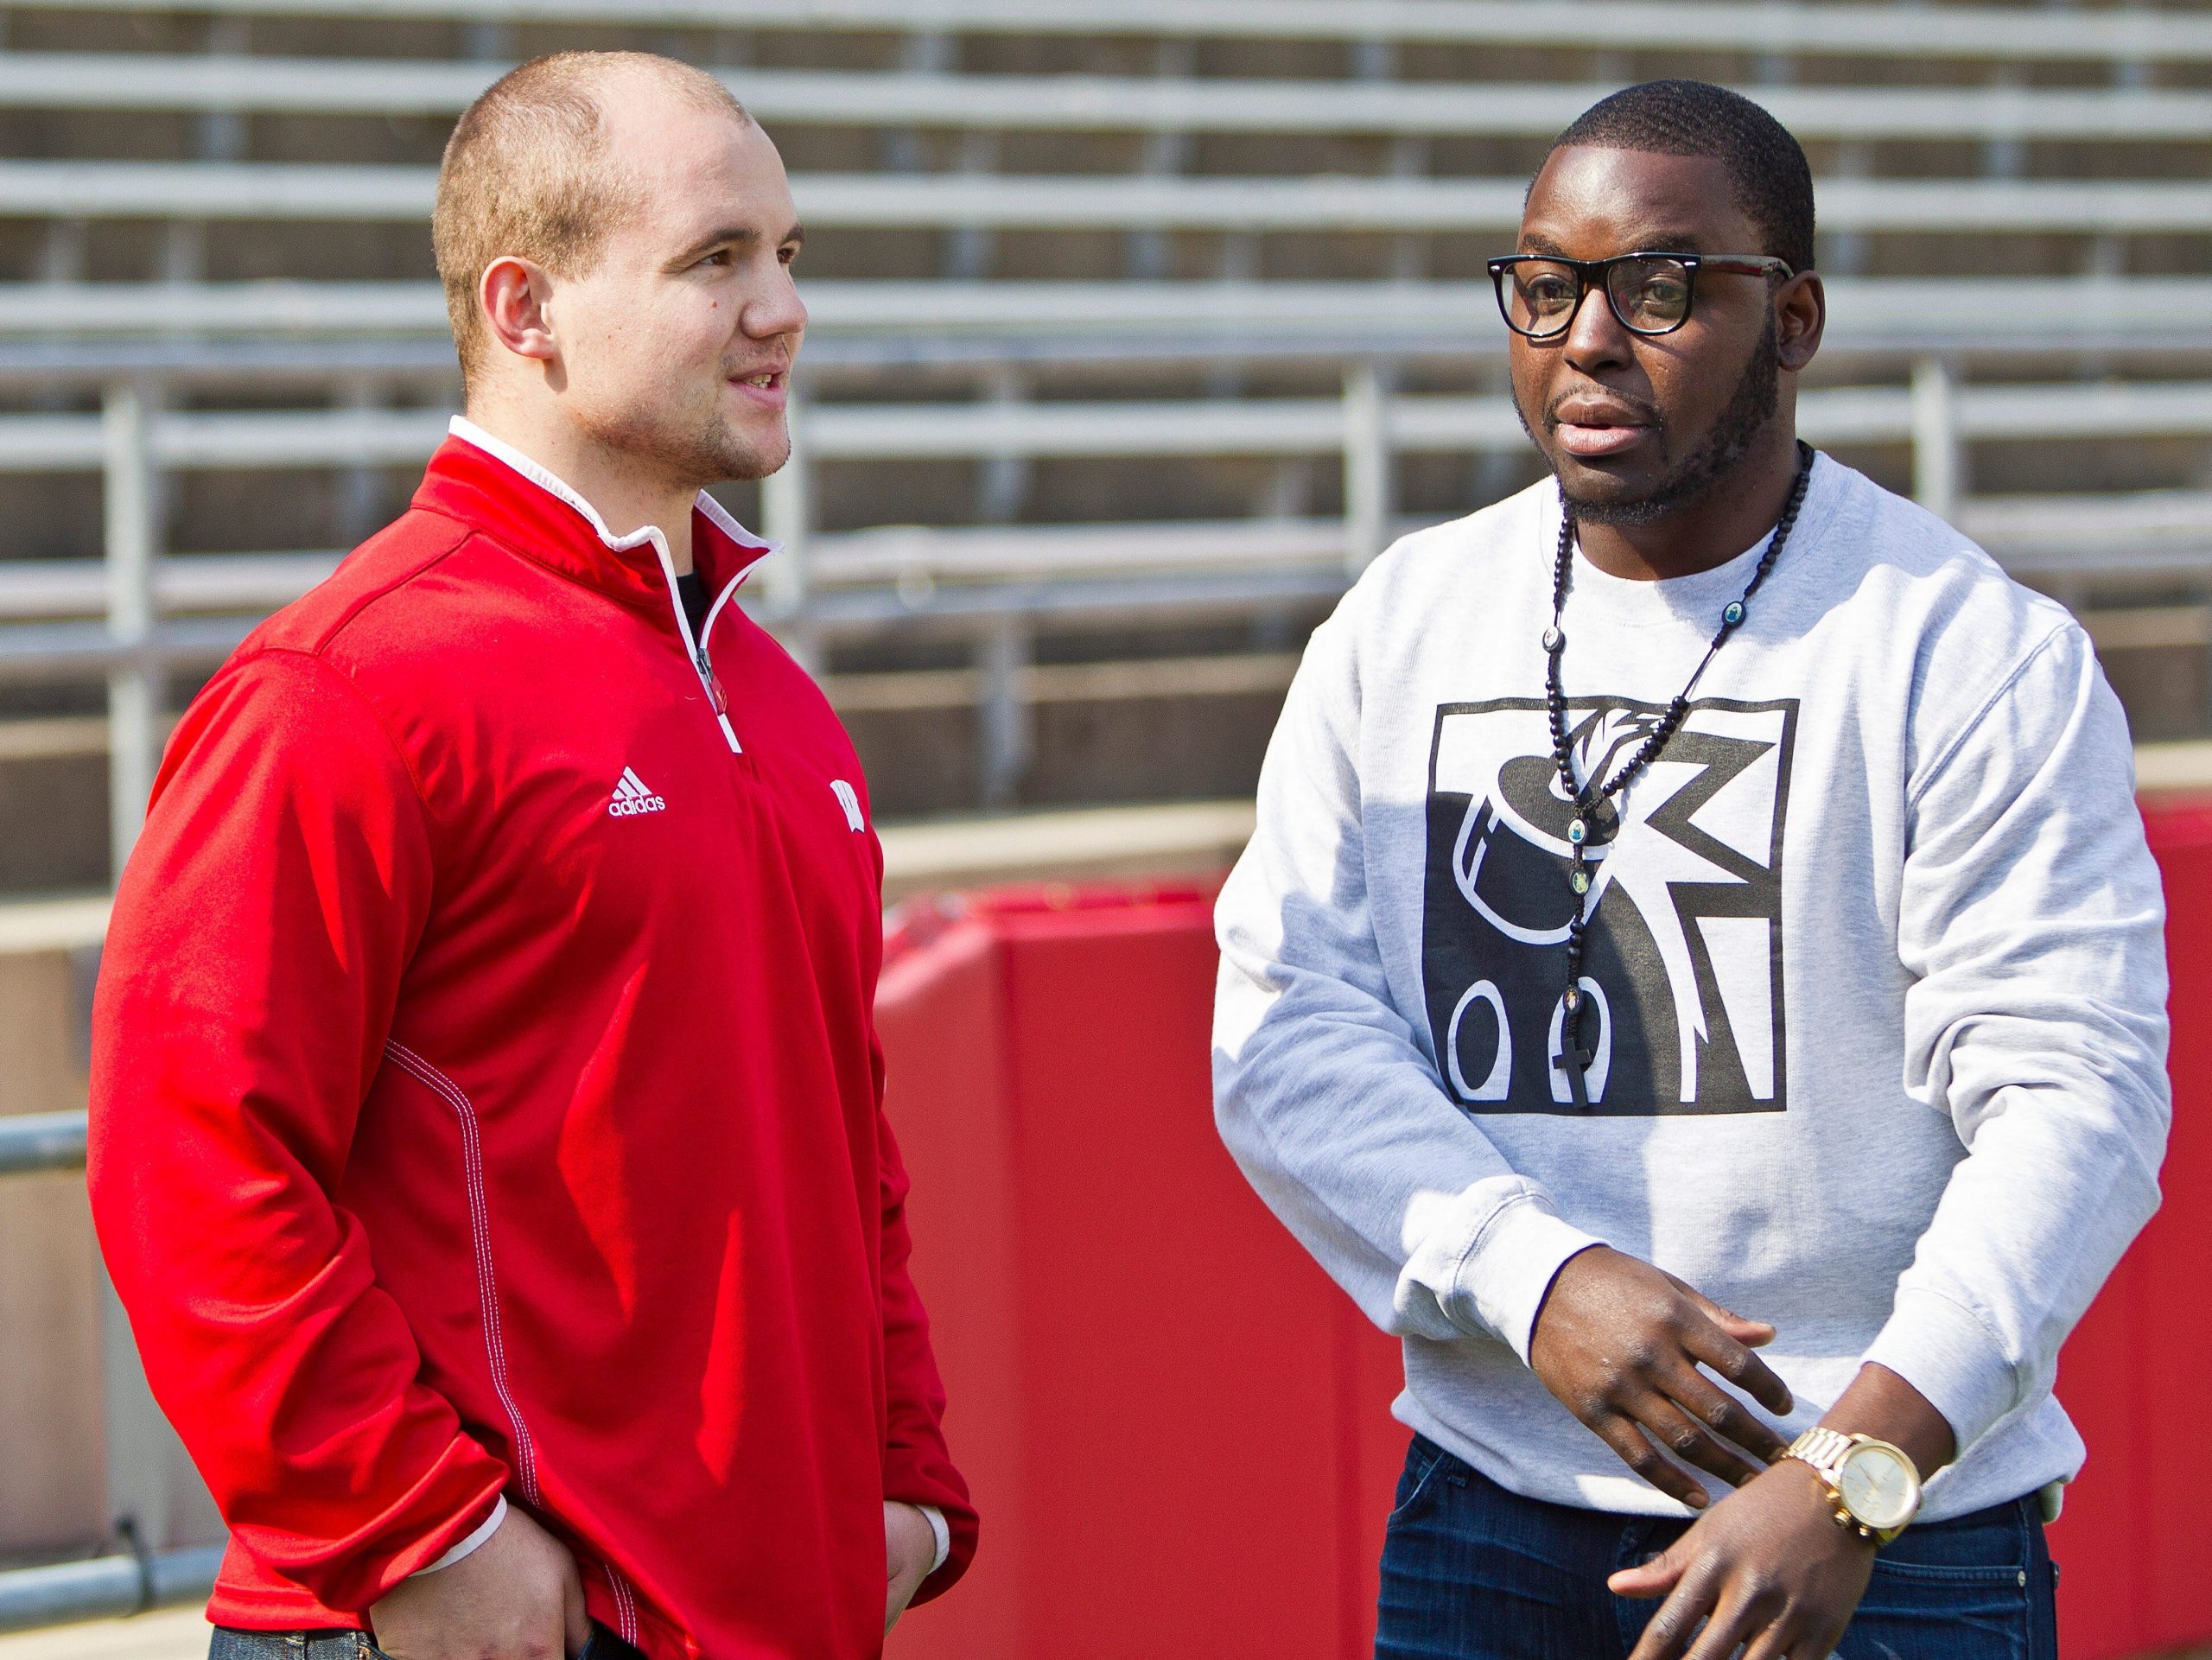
[88,648,511,1614]
[1866,621,2171,1459]
[872,1091,977,1603]
[1211,591,1604,1364]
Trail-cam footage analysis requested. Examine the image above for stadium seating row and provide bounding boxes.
[28,0,2212,66]
[2,54,2209,141]
[9,161,2212,234]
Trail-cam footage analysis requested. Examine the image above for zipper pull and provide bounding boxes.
[696,651,728,716]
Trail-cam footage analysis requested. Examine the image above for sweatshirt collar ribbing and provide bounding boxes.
[412,417,777,617]
[1545,449,1844,630]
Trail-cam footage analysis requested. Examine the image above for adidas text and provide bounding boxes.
[610,766,667,817]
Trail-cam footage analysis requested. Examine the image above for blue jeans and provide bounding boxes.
[1376,1434,2059,1660]
[210,1623,639,1660]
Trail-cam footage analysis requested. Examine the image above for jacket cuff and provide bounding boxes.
[1860,1285,2019,1458]
[1447,1188,1605,1364]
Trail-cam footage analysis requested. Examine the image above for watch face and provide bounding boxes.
[1836,1442,1920,1531]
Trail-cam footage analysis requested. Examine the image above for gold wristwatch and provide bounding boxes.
[1781,1427,1923,1546]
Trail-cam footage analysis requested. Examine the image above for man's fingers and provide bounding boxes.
[1597,1417,1711,1511]
[1787,1619,1852,1660]
[1639,1393,1764,1489]
[1681,1320,1796,1418]
[1625,1570,1719,1660]
[1679,1590,1764,1660]
[1667,1366,1792,1469]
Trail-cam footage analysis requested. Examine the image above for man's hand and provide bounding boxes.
[1529,1246,1795,1508]
[883,1501,936,1634]
[1610,1458,1877,1660]
[370,1504,588,1660]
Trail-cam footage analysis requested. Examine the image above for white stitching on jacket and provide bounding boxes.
[381,1040,543,1507]
[607,1564,639,1644]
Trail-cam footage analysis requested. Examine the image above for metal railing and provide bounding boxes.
[0,1541,225,1637]
[0,1110,86,1176]
[0,1112,224,1635]
[5,353,2212,811]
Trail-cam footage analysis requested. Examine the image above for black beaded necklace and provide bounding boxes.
[1541,441,1815,1109]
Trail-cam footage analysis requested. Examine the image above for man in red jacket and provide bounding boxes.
[87,50,973,1660]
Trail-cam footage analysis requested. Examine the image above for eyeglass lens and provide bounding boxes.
[1502,257,1694,336]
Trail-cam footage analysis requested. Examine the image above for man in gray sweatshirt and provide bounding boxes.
[1212,80,2168,1660]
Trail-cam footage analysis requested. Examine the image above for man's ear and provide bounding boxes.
[479,256,559,365]
[1775,271,1825,373]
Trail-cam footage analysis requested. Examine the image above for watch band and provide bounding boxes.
[1782,1427,1914,1546]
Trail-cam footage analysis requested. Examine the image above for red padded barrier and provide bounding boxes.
[879,884,1403,1660]
[879,830,2212,1658]
[2049,801,2212,1659]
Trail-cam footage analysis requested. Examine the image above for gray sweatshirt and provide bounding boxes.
[1212,454,2170,1522]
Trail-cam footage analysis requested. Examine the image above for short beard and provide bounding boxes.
[582,391,790,493]
[1556,327,1782,527]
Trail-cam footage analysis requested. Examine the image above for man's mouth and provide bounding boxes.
[728,368,789,407]
[1549,399,1656,460]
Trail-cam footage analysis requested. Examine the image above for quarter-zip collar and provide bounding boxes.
[416,417,776,620]
[418,417,775,755]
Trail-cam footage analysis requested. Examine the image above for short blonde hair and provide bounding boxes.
[432,51,750,385]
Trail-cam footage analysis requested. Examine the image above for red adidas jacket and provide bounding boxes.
[87,425,975,1660]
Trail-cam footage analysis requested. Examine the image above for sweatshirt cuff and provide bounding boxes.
[1860,1286,2019,1457]
[1448,1189,1605,1364]
[410,1495,506,1577]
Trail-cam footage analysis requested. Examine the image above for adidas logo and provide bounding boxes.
[608,766,667,817]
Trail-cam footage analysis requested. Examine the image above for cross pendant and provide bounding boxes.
[1554,1038,1594,1109]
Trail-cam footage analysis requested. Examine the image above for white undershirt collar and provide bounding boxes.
[446,415,777,571]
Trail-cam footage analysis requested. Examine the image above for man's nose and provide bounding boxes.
[746,270,808,341]
[1563,277,1632,368]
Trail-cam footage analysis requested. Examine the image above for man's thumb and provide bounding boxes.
[1606,1544,1687,1601]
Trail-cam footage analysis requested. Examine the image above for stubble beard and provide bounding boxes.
[582,379,791,493]
[1549,327,1782,528]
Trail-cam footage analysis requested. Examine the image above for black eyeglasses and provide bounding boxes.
[1486,251,1796,340]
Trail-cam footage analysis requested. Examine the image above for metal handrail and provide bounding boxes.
[10,375,2212,490]
[0,1542,225,1636]
[0,1110,87,1176]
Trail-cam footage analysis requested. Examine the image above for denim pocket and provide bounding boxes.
[1841,1502,2053,1660]
[1387,1436,1460,1528]
[207,1632,304,1660]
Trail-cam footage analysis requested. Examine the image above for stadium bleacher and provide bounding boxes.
[2,0,2211,877]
